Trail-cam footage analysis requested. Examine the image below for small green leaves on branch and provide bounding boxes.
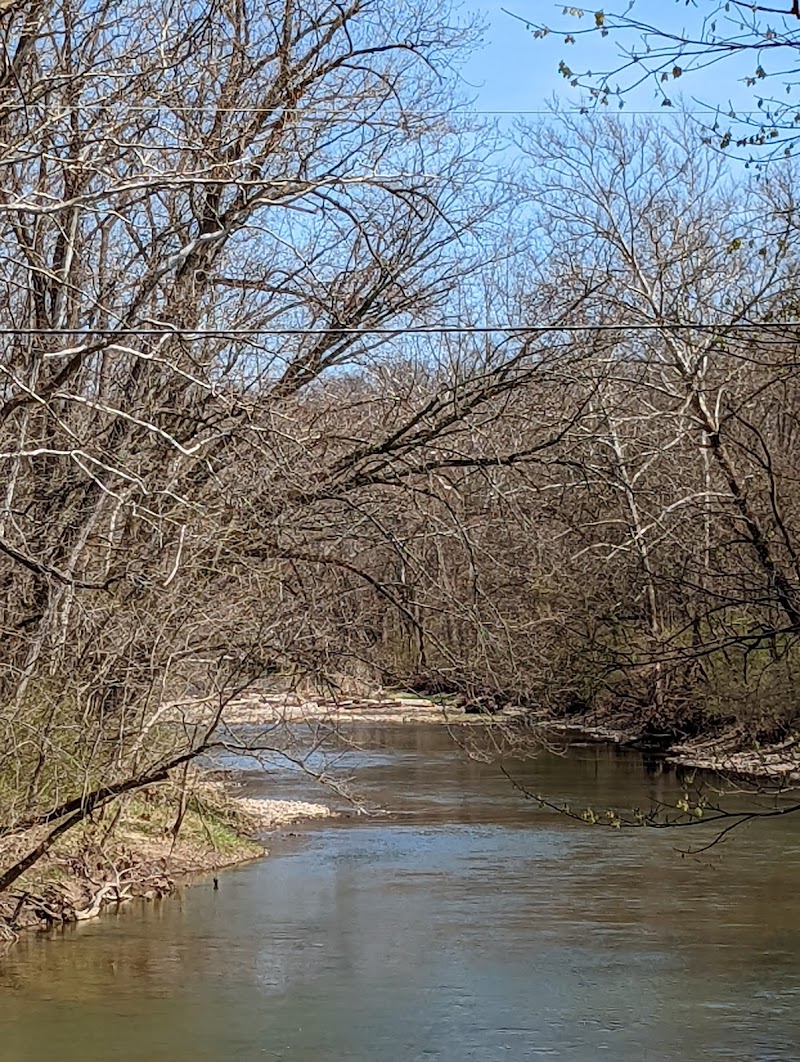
[518,1,800,159]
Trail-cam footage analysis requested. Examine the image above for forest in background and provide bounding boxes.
[2,0,800,891]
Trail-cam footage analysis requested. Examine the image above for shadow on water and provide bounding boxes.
[0,725,798,1062]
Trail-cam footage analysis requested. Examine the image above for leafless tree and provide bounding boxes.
[0,0,516,890]
[6,12,800,894]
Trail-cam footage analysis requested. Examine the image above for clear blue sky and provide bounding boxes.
[459,1,767,116]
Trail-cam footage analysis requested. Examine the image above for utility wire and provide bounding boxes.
[0,105,779,117]
[0,323,798,338]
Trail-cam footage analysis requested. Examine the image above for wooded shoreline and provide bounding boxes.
[2,687,798,946]
[184,688,800,784]
[5,0,800,948]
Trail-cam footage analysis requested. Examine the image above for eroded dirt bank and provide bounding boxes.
[0,782,334,943]
[539,712,800,785]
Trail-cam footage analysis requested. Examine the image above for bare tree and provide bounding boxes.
[0,0,509,889]
[330,117,800,742]
[509,116,800,728]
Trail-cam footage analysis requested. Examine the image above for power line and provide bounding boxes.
[0,323,798,338]
[0,104,779,117]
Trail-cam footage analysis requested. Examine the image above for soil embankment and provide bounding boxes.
[540,711,800,784]
[0,783,333,943]
[0,690,519,943]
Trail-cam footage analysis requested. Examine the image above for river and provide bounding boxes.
[0,725,798,1061]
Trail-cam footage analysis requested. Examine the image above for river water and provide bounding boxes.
[0,726,798,1061]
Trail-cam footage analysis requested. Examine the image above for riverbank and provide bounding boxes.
[202,687,800,786]
[0,780,334,943]
[536,711,800,785]
[171,686,800,786]
[4,688,796,944]
[2,723,797,1062]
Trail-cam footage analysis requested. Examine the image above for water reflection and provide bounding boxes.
[0,727,798,1061]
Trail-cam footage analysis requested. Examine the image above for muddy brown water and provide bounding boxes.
[0,726,798,1061]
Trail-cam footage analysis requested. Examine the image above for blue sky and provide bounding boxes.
[459,1,770,117]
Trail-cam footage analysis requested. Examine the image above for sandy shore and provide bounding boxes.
[169,689,527,728]
[666,735,800,783]
[231,796,336,830]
